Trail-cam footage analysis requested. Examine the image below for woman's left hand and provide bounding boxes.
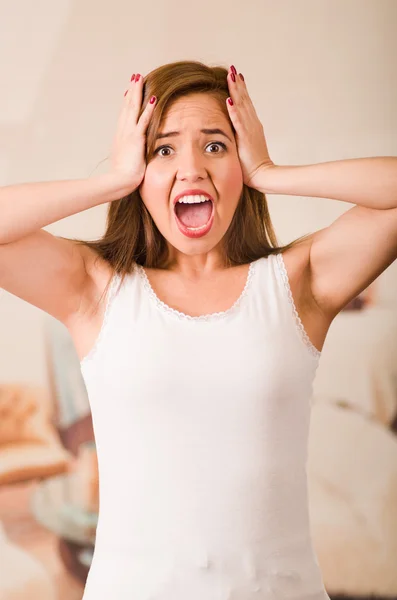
[226,65,276,189]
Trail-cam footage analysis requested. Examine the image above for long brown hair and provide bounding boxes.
[71,60,312,304]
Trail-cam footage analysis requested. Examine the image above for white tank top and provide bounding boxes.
[79,252,330,600]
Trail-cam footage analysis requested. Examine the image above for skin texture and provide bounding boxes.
[138,93,244,278]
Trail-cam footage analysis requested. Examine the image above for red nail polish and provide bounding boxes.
[135,74,140,82]
[231,73,236,82]
[150,96,156,104]
[124,90,128,96]
[239,73,245,82]
[228,97,233,106]
[231,65,237,74]
[131,74,135,81]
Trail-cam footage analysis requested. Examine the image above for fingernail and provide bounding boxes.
[239,73,244,82]
[228,97,233,106]
[150,95,156,104]
[124,90,128,96]
[135,74,140,82]
[231,65,237,74]
[131,74,135,81]
[231,73,236,82]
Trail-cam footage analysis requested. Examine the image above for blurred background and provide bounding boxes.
[0,0,397,598]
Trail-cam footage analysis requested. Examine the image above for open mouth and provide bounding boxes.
[174,199,213,229]
[173,199,215,238]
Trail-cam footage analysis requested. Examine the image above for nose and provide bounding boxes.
[176,149,208,182]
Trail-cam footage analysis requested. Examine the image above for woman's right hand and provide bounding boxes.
[109,73,157,191]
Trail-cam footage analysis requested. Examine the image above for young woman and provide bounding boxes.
[1,60,396,600]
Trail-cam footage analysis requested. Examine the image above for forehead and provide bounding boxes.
[161,94,228,128]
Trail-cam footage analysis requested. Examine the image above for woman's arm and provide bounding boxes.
[0,173,133,245]
[0,172,135,324]
[223,68,397,320]
[254,156,397,210]
[254,157,397,319]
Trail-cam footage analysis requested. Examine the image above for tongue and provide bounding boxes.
[175,200,212,227]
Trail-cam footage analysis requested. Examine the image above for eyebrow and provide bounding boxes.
[155,128,233,143]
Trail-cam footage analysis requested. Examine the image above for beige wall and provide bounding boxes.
[1,0,397,412]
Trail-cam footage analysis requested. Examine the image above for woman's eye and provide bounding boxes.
[154,141,226,157]
[207,142,226,153]
[156,147,171,157]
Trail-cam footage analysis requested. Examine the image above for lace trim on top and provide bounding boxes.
[80,272,121,368]
[136,261,257,322]
[275,253,321,360]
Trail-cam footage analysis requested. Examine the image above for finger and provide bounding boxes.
[115,76,136,137]
[123,73,136,96]
[227,68,247,106]
[137,95,157,132]
[123,74,144,124]
[117,74,143,132]
[226,95,243,131]
[121,74,137,110]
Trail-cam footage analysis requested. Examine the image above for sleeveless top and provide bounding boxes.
[79,253,330,600]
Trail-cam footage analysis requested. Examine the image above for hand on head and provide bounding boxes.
[109,73,157,191]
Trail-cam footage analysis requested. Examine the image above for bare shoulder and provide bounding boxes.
[279,235,334,354]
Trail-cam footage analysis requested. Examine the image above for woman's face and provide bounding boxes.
[138,93,243,268]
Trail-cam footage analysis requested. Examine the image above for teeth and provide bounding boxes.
[177,195,211,204]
